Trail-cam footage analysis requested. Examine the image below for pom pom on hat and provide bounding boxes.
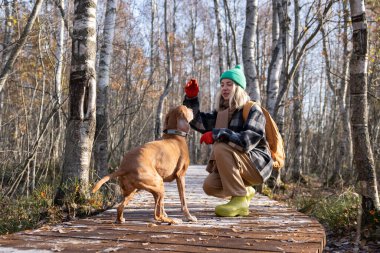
[220,65,246,90]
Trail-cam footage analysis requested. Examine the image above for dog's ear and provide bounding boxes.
[176,106,192,132]
[164,107,177,130]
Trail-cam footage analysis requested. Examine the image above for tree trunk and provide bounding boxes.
[213,0,224,76]
[320,23,340,185]
[94,0,118,179]
[338,0,353,182]
[242,0,260,102]
[274,0,289,133]
[289,0,302,182]
[223,0,239,65]
[190,1,197,76]
[266,0,282,116]
[51,0,66,171]
[349,0,380,238]
[55,0,98,205]
[149,0,158,141]
[154,0,173,140]
[0,0,44,94]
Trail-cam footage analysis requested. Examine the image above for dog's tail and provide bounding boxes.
[91,170,122,193]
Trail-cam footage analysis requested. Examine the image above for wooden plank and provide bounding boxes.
[0,165,326,252]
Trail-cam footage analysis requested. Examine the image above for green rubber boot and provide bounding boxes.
[215,196,249,217]
[246,186,256,203]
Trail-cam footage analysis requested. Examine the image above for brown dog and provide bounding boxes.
[92,105,197,224]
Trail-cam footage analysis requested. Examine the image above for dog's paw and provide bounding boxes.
[184,214,197,222]
[156,216,180,224]
[115,218,125,224]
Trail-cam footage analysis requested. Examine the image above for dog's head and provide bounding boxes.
[164,105,194,133]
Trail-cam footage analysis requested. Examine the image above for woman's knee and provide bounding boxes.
[203,174,221,196]
[202,182,211,195]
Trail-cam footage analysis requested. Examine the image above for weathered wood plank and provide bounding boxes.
[0,165,326,252]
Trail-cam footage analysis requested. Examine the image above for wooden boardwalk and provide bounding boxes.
[0,166,326,252]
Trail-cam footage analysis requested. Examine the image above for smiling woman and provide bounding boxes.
[220,79,235,100]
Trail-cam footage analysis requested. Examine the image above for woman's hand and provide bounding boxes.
[200,131,214,145]
[185,79,199,98]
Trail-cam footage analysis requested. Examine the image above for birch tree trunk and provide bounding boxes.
[94,0,118,179]
[55,0,98,204]
[150,0,157,87]
[338,0,353,182]
[320,23,340,184]
[190,1,198,76]
[55,0,65,110]
[51,0,66,167]
[154,0,173,139]
[0,0,44,94]
[274,0,289,132]
[213,0,224,76]
[224,4,231,69]
[349,0,380,235]
[223,0,239,65]
[290,0,302,182]
[149,0,158,141]
[242,0,260,102]
[266,0,282,115]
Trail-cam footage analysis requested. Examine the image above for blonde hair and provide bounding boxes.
[214,82,250,111]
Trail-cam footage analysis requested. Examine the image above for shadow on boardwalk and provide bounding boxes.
[0,165,325,252]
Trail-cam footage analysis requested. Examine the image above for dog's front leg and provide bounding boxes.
[176,176,197,222]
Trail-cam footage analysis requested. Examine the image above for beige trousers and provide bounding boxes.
[203,142,263,198]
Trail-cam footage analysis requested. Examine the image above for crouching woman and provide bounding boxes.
[183,65,273,217]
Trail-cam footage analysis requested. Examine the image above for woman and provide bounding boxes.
[183,65,273,217]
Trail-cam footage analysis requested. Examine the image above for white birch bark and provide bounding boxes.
[337,0,353,178]
[149,0,157,88]
[349,0,379,230]
[243,0,260,102]
[290,0,302,182]
[273,0,289,132]
[51,0,66,166]
[213,0,224,76]
[190,1,198,76]
[94,0,118,179]
[56,0,98,203]
[149,0,157,141]
[223,0,239,65]
[266,0,282,115]
[55,0,65,107]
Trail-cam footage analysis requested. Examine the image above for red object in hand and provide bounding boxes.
[200,131,214,145]
[185,79,199,98]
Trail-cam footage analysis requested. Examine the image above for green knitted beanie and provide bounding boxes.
[220,65,246,90]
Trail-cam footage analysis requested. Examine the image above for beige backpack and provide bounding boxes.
[243,101,285,170]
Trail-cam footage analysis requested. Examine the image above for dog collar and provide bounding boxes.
[163,129,188,137]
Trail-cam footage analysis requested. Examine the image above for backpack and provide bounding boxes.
[242,101,285,170]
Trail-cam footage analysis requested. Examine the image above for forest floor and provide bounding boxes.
[270,177,380,253]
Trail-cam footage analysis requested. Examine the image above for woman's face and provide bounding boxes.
[220,79,235,100]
